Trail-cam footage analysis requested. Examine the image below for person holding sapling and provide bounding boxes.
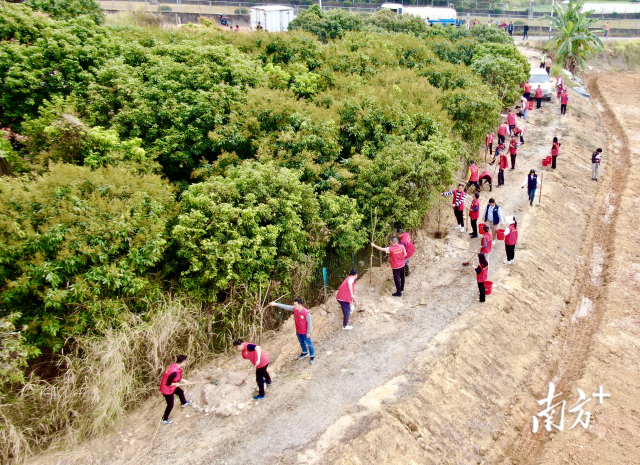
[269,298,315,364]
[371,237,407,297]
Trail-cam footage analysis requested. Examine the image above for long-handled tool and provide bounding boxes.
[462,251,477,266]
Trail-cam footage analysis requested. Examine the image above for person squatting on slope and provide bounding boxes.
[371,237,407,297]
[504,216,518,265]
[160,355,193,425]
[397,229,415,276]
[336,269,358,330]
[479,170,493,192]
[522,169,538,206]
[442,183,466,230]
[475,253,489,303]
[269,298,315,364]
[234,339,271,400]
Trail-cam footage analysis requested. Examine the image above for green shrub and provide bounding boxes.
[159,5,172,12]
[0,164,176,350]
[289,4,363,42]
[25,0,104,24]
[234,7,249,14]
[344,1,352,7]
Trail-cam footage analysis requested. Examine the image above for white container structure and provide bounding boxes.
[250,5,296,32]
[380,3,457,25]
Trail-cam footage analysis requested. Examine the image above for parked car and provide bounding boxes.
[529,68,553,100]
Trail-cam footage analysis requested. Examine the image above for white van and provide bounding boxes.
[529,68,553,100]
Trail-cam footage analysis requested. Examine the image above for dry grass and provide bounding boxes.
[0,294,250,463]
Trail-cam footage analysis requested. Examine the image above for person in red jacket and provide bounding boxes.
[560,89,569,115]
[479,224,492,264]
[396,229,415,275]
[503,217,518,264]
[466,160,480,192]
[442,183,466,230]
[523,81,532,101]
[507,109,517,135]
[551,136,561,169]
[535,85,543,109]
[509,135,519,170]
[234,339,271,399]
[556,75,565,98]
[475,253,489,302]
[469,192,480,238]
[335,269,357,330]
[513,124,525,145]
[497,147,508,187]
[485,133,494,159]
[269,298,315,364]
[371,237,406,297]
[492,141,505,164]
[159,355,193,425]
[479,170,493,192]
[497,121,508,144]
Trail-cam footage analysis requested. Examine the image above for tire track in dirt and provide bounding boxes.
[503,73,630,464]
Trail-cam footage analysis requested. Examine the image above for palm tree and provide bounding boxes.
[546,0,603,72]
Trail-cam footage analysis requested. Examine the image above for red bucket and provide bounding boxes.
[542,158,549,166]
[484,281,493,295]
[496,229,505,240]
[528,101,534,110]
[478,223,486,233]
[546,156,552,163]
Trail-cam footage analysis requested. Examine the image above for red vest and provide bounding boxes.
[514,126,525,135]
[477,265,488,283]
[242,343,270,368]
[470,198,480,220]
[499,154,508,170]
[480,232,492,254]
[498,124,507,135]
[293,306,309,334]
[480,170,492,181]
[552,142,560,156]
[505,225,518,245]
[337,276,356,302]
[535,88,543,98]
[469,165,479,182]
[524,83,532,93]
[509,140,517,154]
[400,232,415,258]
[560,93,568,104]
[507,113,516,126]
[159,363,182,395]
[389,243,406,269]
[451,190,465,211]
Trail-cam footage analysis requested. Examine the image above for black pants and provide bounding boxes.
[546,66,550,75]
[519,135,525,144]
[471,218,478,236]
[163,387,187,421]
[523,31,528,39]
[487,142,493,155]
[498,134,505,144]
[498,169,505,186]
[256,364,271,396]
[478,282,486,302]
[505,244,515,261]
[480,176,492,191]
[537,97,542,108]
[561,104,567,115]
[392,267,405,294]
[523,92,530,101]
[510,154,516,169]
[466,180,479,192]
[339,300,351,326]
[552,155,557,169]
[454,208,464,227]
[508,124,515,135]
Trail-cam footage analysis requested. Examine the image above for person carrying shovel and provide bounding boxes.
[159,355,193,425]
[269,298,315,364]
[233,339,271,400]
[371,237,407,297]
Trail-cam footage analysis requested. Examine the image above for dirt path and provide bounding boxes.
[31,49,612,465]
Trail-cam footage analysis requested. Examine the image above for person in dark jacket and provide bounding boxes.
[522,169,538,206]
[523,22,529,40]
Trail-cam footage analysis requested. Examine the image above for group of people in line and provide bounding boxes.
[157,55,609,424]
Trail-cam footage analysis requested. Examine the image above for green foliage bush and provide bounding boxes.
[25,0,104,24]
[234,7,249,14]
[0,164,175,349]
[159,5,172,12]
[289,5,363,42]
